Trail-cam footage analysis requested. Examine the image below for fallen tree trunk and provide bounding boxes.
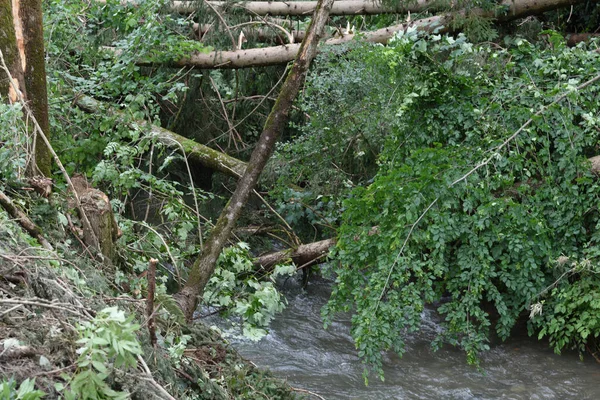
[101,0,435,16]
[254,238,336,269]
[176,0,336,321]
[75,95,247,178]
[151,0,586,69]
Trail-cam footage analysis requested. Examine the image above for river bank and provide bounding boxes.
[0,206,300,399]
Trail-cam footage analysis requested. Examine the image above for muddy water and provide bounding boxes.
[229,279,600,399]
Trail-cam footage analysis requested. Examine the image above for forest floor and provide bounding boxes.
[0,188,300,399]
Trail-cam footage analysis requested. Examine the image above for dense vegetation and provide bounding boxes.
[1,0,600,396]
[318,32,600,377]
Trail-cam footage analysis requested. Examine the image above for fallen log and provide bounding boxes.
[74,95,247,178]
[254,238,336,269]
[151,0,586,69]
[100,0,436,16]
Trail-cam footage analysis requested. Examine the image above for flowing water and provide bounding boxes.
[227,278,600,399]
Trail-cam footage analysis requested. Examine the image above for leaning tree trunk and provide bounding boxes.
[0,0,51,177]
[176,0,336,321]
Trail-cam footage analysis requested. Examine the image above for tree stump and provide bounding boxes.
[70,175,120,265]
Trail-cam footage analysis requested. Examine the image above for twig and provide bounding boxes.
[295,253,329,270]
[226,68,288,138]
[375,198,438,309]
[202,0,237,49]
[131,220,182,287]
[253,189,301,246]
[209,76,243,150]
[0,298,89,317]
[143,142,155,223]
[0,304,24,318]
[52,277,96,319]
[146,258,158,347]
[451,73,600,186]
[31,364,76,377]
[230,20,296,44]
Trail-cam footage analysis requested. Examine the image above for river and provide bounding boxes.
[226,277,600,399]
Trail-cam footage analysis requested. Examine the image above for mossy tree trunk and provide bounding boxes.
[0,0,51,177]
[176,0,336,321]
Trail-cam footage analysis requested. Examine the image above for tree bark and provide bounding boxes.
[176,0,336,321]
[150,0,585,69]
[75,95,247,179]
[254,238,336,270]
[0,0,51,177]
[101,0,435,16]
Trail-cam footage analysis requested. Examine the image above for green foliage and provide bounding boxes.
[316,31,600,378]
[203,243,295,340]
[530,258,600,355]
[0,102,28,184]
[273,41,393,195]
[59,307,142,399]
[45,0,208,174]
[0,379,45,400]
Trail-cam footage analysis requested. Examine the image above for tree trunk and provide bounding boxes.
[102,0,435,16]
[148,0,584,69]
[0,0,51,177]
[176,0,336,321]
[254,238,336,270]
[75,95,247,179]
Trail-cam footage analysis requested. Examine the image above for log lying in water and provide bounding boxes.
[254,238,336,269]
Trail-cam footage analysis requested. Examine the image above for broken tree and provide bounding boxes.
[75,95,247,179]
